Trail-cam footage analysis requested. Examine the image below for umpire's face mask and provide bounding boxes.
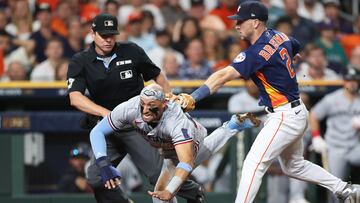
[140,97,166,123]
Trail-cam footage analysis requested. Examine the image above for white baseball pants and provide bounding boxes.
[235,101,347,203]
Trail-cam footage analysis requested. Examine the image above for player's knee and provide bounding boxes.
[280,159,305,176]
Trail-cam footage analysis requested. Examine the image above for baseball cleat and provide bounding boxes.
[336,184,360,203]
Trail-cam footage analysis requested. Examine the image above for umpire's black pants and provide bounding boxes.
[87,130,203,203]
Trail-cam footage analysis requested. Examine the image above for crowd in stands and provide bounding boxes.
[0,0,359,82]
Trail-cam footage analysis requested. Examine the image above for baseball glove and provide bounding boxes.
[174,93,196,112]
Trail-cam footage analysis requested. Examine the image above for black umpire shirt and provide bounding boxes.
[67,42,161,110]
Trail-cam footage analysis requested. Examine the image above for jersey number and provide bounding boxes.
[279,48,295,78]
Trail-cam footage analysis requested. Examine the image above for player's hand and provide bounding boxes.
[95,156,122,189]
[165,92,177,101]
[312,136,327,154]
[105,177,121,189]
[148,190,174,201]
[173,93,195,112]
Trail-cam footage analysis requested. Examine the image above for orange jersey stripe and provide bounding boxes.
[256,72,288,108]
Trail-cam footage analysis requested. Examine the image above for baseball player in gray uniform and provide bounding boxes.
[89,84,260,203]
[310,68,360,203]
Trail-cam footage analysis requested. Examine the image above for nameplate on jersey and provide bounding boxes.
[120,70,133,79]
[116,60,132,66]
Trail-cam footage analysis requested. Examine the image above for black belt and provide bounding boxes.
[266,100,301,113]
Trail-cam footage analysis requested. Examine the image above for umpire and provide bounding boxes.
[67,13,204,203]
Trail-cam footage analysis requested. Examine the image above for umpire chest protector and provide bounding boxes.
[67,42,160,110]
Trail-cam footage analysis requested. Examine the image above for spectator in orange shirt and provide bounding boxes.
[208,0,238,30]
[51,1,73,37]
[340,15,360,59]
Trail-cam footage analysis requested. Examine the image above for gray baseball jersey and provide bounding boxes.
[108,96,207,153]
[312,89,360,148]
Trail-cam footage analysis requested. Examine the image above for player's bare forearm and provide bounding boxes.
[69,91,110,117]
[155,72,171,93]
[174,142,194,180]
[205,66,241,94]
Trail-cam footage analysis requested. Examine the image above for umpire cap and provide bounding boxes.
[91,13,119,35]
[228,1,268,22]
[343,68,360,81]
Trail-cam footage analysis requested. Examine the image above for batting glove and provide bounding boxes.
[96,156,121,184]
[312,136,327,154]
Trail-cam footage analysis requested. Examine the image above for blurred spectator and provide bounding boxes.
[203,28,225,67]
[297,43,340,80]
[309,68,360,203]
[208,0,237,30]
[58,143,92,193]
[162,51,181,79]
[172,16,202,54]
[348,46,360,71]
[178,38,212,79]
[0,30,34,72]
[37,0,60,11]
[1,60,28,81]
[160,0,187,33]
[51,0,73,37]
[141,10,156,34]
[62,16,85,59]
[30,37,64,81]
[5,0,34,40]
[126,11,156,53]
[315,20,348,74]
[297,0,325,23]
[282,0,318,47]
[261,0,285,28]
[79,0,100,23]
[148,29,183,68]
[0,10,7,31]
[340,15,360,59]
[213,41,243,72]
[55,59,69,81]
[30,2,65,63]
[118,0,165,30]
[323,0,353,34]
[274,16,293,36]
[186,0,207,21]
[104,0,119,17]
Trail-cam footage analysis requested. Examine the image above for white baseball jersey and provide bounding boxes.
[108,96,207,152]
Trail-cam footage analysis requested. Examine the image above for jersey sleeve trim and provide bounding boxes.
[173,139,193,146]
[107,113,121,131]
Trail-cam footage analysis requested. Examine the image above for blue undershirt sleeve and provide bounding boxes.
[90,116,114,159]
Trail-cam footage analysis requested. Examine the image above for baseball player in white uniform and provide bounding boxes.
[310,68,360,202]
[89,84,261,203]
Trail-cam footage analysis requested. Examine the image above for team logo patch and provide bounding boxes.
[233,52,246,63]
[120,70,133,79]
[104,20,114,27]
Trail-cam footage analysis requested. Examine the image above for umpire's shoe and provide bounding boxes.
[336,184,360,203]
[227,113,261,131]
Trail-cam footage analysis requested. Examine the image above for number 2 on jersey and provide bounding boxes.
[279,48,295,78]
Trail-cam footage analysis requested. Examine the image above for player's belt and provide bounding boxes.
[266,100,301,113]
